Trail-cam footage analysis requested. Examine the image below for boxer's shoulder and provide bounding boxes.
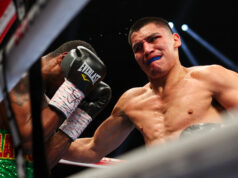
[112,86,147,113]
[120,85,148,100]
[187,65,224,79]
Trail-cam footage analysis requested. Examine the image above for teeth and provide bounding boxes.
[147,56,161,65]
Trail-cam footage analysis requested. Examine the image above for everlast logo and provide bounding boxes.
[78,62,101,84]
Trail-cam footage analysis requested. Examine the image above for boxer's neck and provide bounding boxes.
[149,63,187,96]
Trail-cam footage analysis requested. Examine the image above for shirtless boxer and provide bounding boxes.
[63,17,238,163]
[0,40,110,176]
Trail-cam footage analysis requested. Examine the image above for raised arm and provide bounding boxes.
[7,44,107,154]
[8,74,64,152]
[63,89,136,163]
[46,81,112,168]
[63,111,135,163]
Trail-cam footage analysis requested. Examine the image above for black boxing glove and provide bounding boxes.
[49,46,106,119]
[59,81,111,140]
[79,81,112,118]
[62,46,106,94]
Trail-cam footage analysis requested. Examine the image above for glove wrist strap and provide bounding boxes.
[59,108,93,140]
[49,79,85,119]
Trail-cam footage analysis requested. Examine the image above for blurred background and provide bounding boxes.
[1,0,238,177]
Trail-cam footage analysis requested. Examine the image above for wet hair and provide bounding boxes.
[47,40,97,58]
[128,17,173,46]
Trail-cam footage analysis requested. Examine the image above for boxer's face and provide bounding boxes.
[130,23,181,79]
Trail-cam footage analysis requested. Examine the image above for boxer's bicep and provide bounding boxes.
[9,74,31,121]
[216,87,238,109]
[208,65,238,109]
[64,115,134,163]
[9,74,63,146]
[93,114,135,156]
[8,74,33,143]
[63,138,99,163]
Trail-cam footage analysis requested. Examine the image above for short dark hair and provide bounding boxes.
[128,17,173,46]
[47,40,97,58]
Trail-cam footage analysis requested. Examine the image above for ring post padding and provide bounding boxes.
[0,0,90,101]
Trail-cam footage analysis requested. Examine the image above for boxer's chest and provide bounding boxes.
[127,79,214,140]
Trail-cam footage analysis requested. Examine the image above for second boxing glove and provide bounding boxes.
[49,46,106,119]
[59,81,112,140]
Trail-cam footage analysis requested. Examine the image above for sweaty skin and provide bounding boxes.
[0,41,110,170]
[0,54,70,170]
[63,22,238,163]
[120,66,223,145]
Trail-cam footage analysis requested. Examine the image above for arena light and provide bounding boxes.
[168,22,174,29]
[181,24,188,31]
[182,26,238,72]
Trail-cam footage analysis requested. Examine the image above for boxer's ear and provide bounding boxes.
[173,33,181,48]
[62,52,68,57]
[58,52,68,63]
[60,52,68,58]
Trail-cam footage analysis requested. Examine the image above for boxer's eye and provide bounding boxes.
[133,43,143,53]
[147,35,160,43]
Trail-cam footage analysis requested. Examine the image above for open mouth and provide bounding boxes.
[147,56,161,65]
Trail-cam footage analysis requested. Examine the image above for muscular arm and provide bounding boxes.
[45,130,72,169]
[8,74,64,152]
[205,65,238,109]
[63,110,135,163]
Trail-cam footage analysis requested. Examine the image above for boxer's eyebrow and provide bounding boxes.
[132,33,160,52]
